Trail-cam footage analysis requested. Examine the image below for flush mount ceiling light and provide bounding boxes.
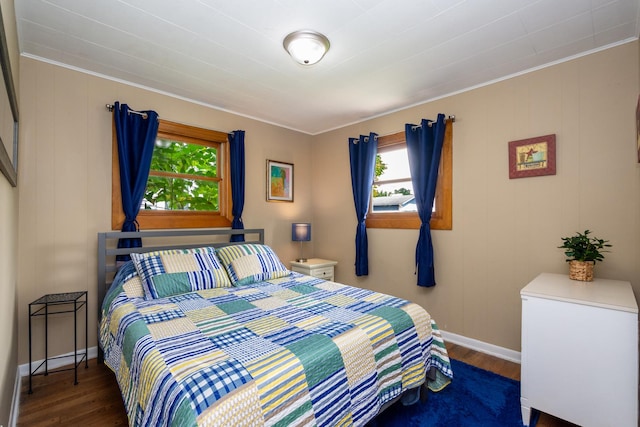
[283,30,330,65]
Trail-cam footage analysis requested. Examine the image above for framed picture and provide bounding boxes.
[266,159,293,202]
[508,134,556,179]
[0,5,19,187]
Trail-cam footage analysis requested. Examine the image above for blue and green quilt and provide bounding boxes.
[100,266,452,427]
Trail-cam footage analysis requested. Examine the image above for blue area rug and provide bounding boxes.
[370,359,537,427]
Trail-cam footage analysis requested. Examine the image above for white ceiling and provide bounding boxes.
[14,0,640,135]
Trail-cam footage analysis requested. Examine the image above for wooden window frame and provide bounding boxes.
[112,119,232,230]
[366,120,452,230]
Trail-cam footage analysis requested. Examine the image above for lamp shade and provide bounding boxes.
[283,30,330,65]
[292,223,311,242]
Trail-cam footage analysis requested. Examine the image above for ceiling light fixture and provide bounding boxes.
[283,30,330,65]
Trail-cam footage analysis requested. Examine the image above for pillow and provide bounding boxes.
[131,247,232,299]
[215,244,289,286]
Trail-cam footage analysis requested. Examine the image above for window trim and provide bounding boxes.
[112,119,232,230]
[365,120,452,230]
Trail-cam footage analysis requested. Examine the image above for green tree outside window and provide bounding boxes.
[143,138,220,212]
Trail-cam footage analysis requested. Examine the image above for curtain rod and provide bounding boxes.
[105,104,148,119]
[376,114,456,137]
[350,134,377,143]
[413,115,455,130]
[104,103,238,135]
[420,116,456,129]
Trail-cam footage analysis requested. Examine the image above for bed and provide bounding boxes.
[98,228,453,426]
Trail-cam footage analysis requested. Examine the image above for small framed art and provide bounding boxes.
[266,159,293,202]
[0,3,19,187]
[508,134,556,179]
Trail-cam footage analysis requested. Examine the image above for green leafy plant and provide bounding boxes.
[143,139,219,212]
[558,230,611,263]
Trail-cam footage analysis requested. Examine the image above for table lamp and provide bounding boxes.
[292,223,311,262]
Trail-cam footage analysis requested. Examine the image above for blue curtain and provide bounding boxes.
[405,114,446,287]
[349,132,378,276]
[114,102,159,259]
[229,130,245,242]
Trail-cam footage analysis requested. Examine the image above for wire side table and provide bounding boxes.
[28,291,88,394]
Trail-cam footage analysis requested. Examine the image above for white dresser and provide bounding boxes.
[520,273,638,427]
[290,258,337,281]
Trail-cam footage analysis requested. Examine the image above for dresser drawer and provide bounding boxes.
[290,259,337,281]
[310,266,334,280]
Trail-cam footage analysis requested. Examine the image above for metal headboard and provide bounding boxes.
[96,228,264,360]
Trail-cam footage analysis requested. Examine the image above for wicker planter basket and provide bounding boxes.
[568,260,594,282]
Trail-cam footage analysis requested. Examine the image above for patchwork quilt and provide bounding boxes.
[100,264,452,427]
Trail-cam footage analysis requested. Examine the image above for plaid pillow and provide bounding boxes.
[215,244,289,286]
[131,247,232,299]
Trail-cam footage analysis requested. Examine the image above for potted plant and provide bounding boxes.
[558,230,611,281]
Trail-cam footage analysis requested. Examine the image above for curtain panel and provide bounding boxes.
[113,101,159,259]
[229,130,245,242]
[405,114,446,287]
[349,133,378,276]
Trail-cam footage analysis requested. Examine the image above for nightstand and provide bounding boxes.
[28,291,88,394]
[290,258,337,281]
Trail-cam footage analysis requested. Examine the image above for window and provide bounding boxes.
[112,119,232,229]
[366,121,452,230]
[372,146,416,212]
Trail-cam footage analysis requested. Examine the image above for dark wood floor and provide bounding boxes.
[17,342,576,426]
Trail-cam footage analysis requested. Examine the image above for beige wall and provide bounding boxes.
[17,57,314,364]
[0,0,18,424]
[14,39,640,372]
[312,41,640,351]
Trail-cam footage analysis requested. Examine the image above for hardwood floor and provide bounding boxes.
[17,343,577,426]
[17,359,128,426]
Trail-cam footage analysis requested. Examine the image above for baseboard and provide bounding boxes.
[14,337,516,375]
[441,330,521,364]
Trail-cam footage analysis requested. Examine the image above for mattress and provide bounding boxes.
[100,261,452,426]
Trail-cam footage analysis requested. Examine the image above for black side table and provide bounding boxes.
[28,291,88,394]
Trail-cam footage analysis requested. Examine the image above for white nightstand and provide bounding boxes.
[290,258,337,281]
